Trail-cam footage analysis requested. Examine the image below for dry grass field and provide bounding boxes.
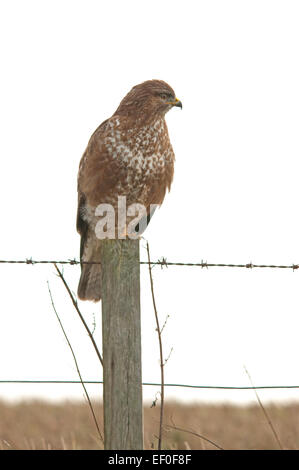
[0,399,299,450]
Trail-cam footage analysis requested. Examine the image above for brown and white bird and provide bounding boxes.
[77,79,182,301]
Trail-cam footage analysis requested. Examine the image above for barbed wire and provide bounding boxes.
[0,258,299,270]
[0,379,299,390]
[2,257,299,398]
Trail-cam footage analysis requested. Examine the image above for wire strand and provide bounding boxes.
[0,258,299,270]
[1,380,299,390]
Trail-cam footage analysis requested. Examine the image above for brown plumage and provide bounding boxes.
[77,79,182,301]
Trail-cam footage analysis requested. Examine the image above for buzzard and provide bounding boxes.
[77,79,182,301]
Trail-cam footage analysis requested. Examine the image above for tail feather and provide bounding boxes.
[78,237,102,302]
[78,263,102,301]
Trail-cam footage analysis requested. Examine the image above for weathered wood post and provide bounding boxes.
[101,239,143,450]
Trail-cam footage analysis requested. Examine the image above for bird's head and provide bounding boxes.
[115,79,182,121]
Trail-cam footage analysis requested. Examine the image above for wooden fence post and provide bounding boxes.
[101,239,144,450]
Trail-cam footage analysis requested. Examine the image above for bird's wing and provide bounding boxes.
[77,117,123,211]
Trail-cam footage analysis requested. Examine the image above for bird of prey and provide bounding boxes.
[77,79,182,301]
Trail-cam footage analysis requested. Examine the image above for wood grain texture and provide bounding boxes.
[101,239,143,450]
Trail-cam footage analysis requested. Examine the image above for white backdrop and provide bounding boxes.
[0,0,299,404]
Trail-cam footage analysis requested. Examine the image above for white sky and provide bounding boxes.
[1,0,299,405]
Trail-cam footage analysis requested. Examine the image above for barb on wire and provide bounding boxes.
[200,260,208,269]
[158,257,168,269]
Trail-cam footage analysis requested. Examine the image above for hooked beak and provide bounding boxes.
[167,97,183,109]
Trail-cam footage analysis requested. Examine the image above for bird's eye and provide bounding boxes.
[160,93,168,100]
